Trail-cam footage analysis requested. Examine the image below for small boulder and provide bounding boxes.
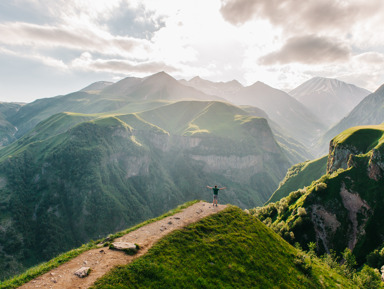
[110,242,139,255]
[74,267,91,278]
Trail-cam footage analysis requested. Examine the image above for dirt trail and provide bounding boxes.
[19,201,226,289]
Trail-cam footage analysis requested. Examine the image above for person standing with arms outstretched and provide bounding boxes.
[206,185,226,207]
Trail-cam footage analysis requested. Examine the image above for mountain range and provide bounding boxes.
[8,72,223,140]
[0,71,382,283]
[0,98,294,279]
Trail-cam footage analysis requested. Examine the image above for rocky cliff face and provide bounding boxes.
[327,141,363,173]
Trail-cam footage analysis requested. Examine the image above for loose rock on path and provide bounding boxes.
[19,201,226,289]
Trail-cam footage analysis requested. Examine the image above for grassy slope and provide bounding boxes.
[0,112,99,159]
[267,156,328,204]
[0,103,23,147]
[0,200,199,289]
[92,207,356,289]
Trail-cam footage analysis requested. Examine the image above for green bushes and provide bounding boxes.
[298,243,383,289]
[367,246,384,269]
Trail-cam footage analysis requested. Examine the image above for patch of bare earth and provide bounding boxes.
[19,201,226,289]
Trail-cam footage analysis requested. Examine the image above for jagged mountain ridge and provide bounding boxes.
[101,72,224,102]
[290,77,370,127]
[179,76,243,99]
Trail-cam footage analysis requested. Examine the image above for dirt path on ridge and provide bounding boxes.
[19,201,227,289]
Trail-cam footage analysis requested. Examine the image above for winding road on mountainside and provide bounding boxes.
[19,201,227,289]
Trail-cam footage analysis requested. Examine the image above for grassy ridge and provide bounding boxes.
[91,206,356,289]
[0,200,200,289]
[332,125,384,152]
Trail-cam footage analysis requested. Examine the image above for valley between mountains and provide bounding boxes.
[1,72,384,288]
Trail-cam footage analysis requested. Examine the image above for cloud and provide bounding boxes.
[220,0,382,34]
[0,22,151,57]
[355,52,384,65]
[259,35,351,65]
[71,52,179,75]
[0,46,68,70]
[91,60,178,74]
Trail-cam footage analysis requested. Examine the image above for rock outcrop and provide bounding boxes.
[74,267,91,278]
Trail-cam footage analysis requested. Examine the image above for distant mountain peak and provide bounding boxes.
[187,76,243,88]
[190,76,203,81]
[227,79,242,86]
[149,71,173,78]
[143,71,177,84]
[292,77,371,95]
[81,81,113,92]
[249,81,273,90]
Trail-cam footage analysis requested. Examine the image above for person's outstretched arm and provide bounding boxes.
[206,185,213,189]
[219,187,226,190]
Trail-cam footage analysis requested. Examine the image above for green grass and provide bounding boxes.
[267,155,328,204]
[0,200,200,289]
[137,100,263,139]
[91,206,356,289]
[332,125,384,153]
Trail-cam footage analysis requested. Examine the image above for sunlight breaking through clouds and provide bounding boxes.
[0,0,384,101]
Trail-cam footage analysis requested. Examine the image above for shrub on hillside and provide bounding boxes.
[366,247,384,269]
[353,265,382,289]
[315,182,327,192]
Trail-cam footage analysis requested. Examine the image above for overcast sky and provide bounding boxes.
[1,0,384,103]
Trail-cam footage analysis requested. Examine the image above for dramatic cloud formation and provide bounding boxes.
[259,35,351,65]
[0,0,383,102]
[220,0,381,34]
